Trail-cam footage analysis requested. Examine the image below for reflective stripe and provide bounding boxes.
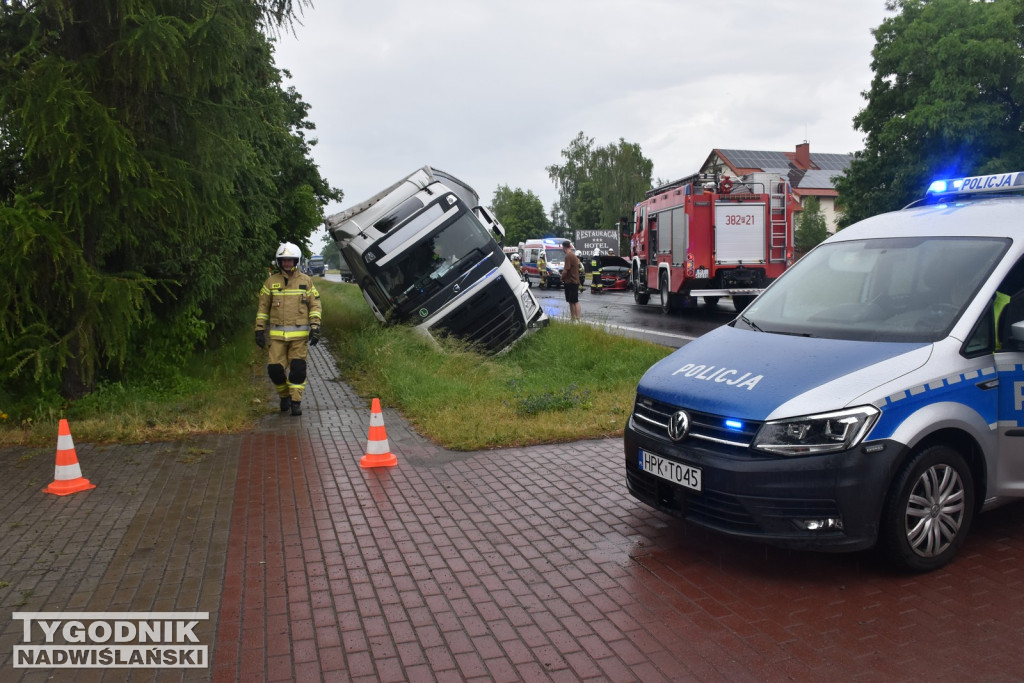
[270,325,311,332]
[57,434,74,451]
[54,463,84,479]
[269,328,310,340]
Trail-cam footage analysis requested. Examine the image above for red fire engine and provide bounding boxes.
[630,172,795,312]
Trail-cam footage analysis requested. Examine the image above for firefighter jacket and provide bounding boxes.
[255,271,322,341]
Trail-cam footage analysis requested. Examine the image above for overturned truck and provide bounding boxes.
[325,167,548,353]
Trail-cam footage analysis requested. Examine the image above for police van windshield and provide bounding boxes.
[738,236,1009,342]
[369,202,495,316]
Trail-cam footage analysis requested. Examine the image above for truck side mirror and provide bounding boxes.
[473,206,506,243]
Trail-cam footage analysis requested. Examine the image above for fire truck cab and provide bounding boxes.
[630,172,795,313]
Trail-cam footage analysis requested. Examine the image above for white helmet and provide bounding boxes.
[276,242,301,271]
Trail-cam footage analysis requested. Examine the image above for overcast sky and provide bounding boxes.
[271,1,894,243]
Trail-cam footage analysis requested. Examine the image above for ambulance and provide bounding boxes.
[624,170,1024,572]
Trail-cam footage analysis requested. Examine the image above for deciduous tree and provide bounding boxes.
[794,197,829,254]
[489,185,552,247]
[547,132,652,237]
[835,0,1024,225]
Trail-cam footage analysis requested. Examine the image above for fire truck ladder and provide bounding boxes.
[768,180,788,262]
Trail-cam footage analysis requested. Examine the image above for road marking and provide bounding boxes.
[556,316,699,342]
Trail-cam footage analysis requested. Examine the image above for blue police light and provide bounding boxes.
[724,419,744,430]
[926,171,1024,196]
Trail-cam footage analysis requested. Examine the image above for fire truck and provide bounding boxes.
[630,172,795,312]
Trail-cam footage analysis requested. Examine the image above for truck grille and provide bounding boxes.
[433,277,525,354]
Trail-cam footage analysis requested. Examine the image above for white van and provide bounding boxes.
[624,171,1024,571]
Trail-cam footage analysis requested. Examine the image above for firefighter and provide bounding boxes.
[538,251,548,288]
[590,249,603,294]
[254,242,322,416]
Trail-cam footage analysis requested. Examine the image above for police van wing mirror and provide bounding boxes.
[1011,321,1024,348]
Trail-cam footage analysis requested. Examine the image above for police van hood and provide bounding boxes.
[638,326,932,421]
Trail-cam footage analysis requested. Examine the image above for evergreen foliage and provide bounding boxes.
[0,0,340,414]
[835,0,1024,226]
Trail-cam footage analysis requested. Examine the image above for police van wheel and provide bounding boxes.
[880,445,975,573]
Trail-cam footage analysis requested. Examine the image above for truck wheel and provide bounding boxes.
[634,284,649,305]
[703,296,720,307]
[659,275,672,314]
[732,295,755,312]
[880,445,975,573]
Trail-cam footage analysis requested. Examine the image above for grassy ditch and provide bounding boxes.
[0,280,673,450]
[320,282,672,450]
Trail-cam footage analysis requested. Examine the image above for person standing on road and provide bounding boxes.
[537,250,548,289]
[590,250,603,294]
[561,240,582,322]
[254,242,322,416]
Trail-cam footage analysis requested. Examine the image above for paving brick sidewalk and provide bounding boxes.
[3,338,1024,681]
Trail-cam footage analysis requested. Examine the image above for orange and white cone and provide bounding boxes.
[43,419,96,496]
[360,398,397,469]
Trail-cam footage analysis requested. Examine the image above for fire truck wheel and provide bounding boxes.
[659,275,672,314]
[704,296,720,307]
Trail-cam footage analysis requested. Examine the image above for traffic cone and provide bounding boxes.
[43,419,96,496]
[360,398,397,469]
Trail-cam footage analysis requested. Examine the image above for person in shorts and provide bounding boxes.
[561,240,582,321]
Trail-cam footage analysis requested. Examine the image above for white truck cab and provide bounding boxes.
[325,167,547,354]
[625,170,1024,571]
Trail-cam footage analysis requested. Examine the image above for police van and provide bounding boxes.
[624,171,1024,572]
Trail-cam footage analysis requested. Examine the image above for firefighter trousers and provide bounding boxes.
[267,339,309,402]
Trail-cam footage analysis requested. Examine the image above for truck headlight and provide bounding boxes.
[752,406,879,456]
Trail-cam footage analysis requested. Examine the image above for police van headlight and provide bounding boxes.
[752,406,879,456]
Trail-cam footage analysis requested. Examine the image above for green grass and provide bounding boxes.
[0,280,673,450]
[320,281,671,450]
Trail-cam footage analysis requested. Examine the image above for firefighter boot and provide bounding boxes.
[291,401,302,417]
[279,396,292,412]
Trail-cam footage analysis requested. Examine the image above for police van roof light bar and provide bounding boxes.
[926,171,1024,197]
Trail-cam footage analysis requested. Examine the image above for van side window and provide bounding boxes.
[995,256,1024,351]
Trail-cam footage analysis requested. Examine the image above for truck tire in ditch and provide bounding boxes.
[659,275,672,314]
[879,444,975,573]
[732,295,755,312]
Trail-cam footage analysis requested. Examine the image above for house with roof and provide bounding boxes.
[699,142,853,233]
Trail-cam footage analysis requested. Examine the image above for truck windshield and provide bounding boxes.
[738,236,1009,342]
[545,248,564,265]
[370,203,495,316]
